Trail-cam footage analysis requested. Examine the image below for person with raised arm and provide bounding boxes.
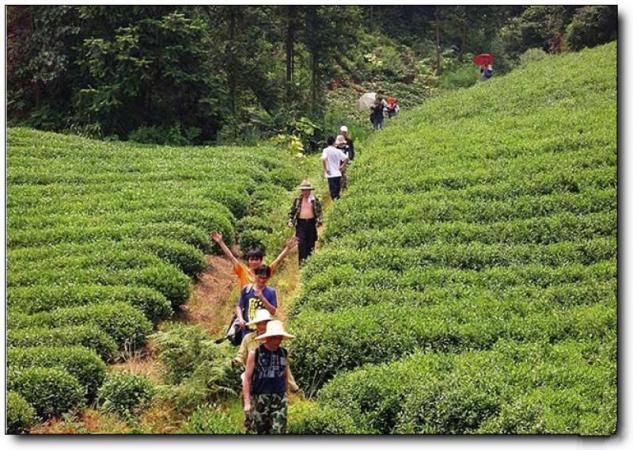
[210,231,297,288]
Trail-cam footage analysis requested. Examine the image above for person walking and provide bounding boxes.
[233,309,300,394]
[321,136,348,201]
[370,97,385,130]
[339,125,355,161]
[334,134,351,192]
[243,320,294,434]
[287,180,323,265]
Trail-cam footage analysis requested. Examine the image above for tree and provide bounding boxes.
[566,6,617,51]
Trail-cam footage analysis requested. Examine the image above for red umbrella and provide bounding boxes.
[473,53,495,66]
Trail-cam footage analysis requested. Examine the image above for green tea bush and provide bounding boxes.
[288,402,361,434]
[9,263,190,309]
[290,298,614,394]
[8,346,106,399]
[8,222,212,253]
[316,339,615,434]
[8,284,171,325]
[97,373,155,417]
[298,261,615,300]
[181,405,241,434]
[6,391,36,434]
[10,302,153,351]
[8,367,85,419]
[8,325,118,361]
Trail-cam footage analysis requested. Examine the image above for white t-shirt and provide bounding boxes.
[321,145,348,178]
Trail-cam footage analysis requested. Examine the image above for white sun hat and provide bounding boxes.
[246,308,273,326]
[340,125,348,133]
[255,320,295,341]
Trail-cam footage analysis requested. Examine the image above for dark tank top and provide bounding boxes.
[251,345,288,395]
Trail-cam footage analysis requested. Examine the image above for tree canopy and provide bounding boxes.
[7,5,617,145]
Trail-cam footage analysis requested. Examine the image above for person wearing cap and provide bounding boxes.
[321,135,349,201]
[233,309,300,394]
[287,180,323,265]
[236,265,277,333]
[243,320,294,434]
[210,231,297,289]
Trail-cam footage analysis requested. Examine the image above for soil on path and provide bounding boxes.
[180,254,237,335]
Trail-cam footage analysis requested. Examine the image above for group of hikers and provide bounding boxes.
[369,95,400,130]
[209,124,355,434]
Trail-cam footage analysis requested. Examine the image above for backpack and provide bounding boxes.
[215,284,254,345]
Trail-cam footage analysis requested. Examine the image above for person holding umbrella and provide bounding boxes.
[473,53,494,81]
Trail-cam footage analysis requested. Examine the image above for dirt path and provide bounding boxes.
[180,254,237,335]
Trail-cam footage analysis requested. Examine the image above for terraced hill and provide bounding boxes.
[6,129,302,427]
[288,42,617,435]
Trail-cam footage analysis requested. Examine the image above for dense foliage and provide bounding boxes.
[287,43,616,435]
[7,5,616,146]
[6,128,302,425]
[97,373,155,418]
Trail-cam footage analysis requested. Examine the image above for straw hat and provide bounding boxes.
[334,135,347,146]
[246,308,272,326]
[255,320,295,340]
[298,180,314,191]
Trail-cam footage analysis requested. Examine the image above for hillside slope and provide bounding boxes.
[288,42,616,435]
[6,129,302,428]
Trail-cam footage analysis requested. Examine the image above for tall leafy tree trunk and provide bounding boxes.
[434,7,442,75]
[285,6,296,103]
[305,6,321,115]
[227,7,240,118]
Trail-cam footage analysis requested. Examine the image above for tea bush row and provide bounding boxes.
[327,211,615,250]
[326,188,615,238]
[10,238,207,276]
[8,284,172,325]
[9,263,190,309]
[8,346,106,399]
[8,325,118,361]
[298,261,616,299]
[292,279,615,316]
[9,301,153,351]
[315,338,615,434]
[303,238,615,274]
[289,299,615,393]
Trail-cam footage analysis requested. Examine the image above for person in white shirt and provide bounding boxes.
[321,135,349,200]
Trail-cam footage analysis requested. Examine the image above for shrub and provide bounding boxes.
[8,285,172,325]
[6,391,36,434]
[520,48,548,66]
[181,405,241,434]
[8,325,118,361]
[288,401,361,434]
[8,367,85,419]
[566,6,617,51]
[10,301,153,351]
[97,373,155,417]
[8,346,107,399]
[8,263,190,310]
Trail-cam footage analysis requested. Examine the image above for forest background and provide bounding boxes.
[6,4,617,149]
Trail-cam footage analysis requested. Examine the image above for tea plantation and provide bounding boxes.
[287,43,617,435]
[6,129,301,427]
